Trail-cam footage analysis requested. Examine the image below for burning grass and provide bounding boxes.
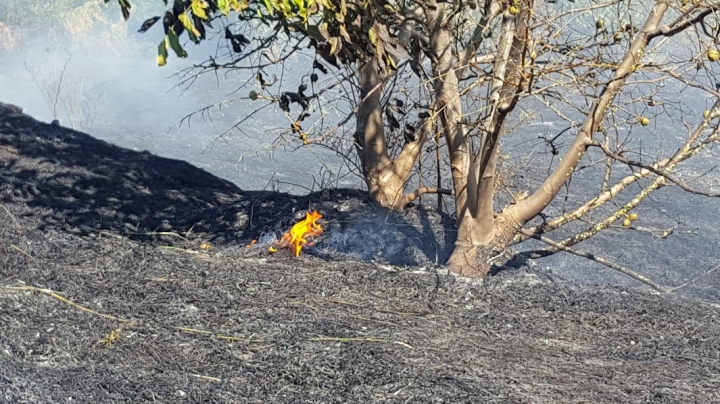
[269,210,323,256]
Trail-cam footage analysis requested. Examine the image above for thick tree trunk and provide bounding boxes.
[447,209,522,277]
[364,168,408,209]
[429,5,471,222]
[428,4,495,275]
[442,2,530,277]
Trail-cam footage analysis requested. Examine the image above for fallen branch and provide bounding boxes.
[157,246,210,257]
[141,231,190,240]
[173,326,265,343]
[1,204,21,229]
[6,285,130,322]
[667,263,720,293]
[189,373,222,382]
[10,244,38,262]
[517,228,670,293]
[309,336,413,349]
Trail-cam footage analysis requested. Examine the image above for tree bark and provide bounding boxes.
[355,57,431,209]
[355,57,402,208]
[445,2,531,277]
[429,4,471,223]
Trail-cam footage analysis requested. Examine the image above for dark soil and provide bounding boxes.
[2,104,720,403]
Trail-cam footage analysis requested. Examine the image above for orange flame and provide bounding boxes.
[270,210,323,256]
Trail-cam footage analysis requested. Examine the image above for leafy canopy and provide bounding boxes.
[113,0,408,72]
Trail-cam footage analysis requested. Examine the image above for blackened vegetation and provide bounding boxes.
[256,72,267,89]
[404,123,418,143]
[161,11,181,36]
[313,60,329,74]
[105,0,132,21]
[137,1,215,42]
[2,106,720,402]
[311,60,328,83]
[193,14,207,40]
[225,27,250,53]
[279,84,310,113]
[137,16,161,33]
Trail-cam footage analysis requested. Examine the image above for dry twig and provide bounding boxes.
[6,285,130,322]
[517,229,670,293]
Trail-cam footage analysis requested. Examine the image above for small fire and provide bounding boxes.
[269,210,324,256]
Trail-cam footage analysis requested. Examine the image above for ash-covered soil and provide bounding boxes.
[2,104,720,403]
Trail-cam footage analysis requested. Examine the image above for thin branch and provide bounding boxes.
[6,285,130,322]
[668,263,720,293]
[517,229,670,293]
[401,186,453,205]
[593,141,720,197]
[1,204,21,229]
[510,1,672,224]
[309,336,413,349]
[52,56,71,119]
[527,176,666,256]
[648,7,716,39]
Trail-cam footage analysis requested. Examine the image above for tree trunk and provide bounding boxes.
[447,211,521,277]
[354,57,397,208]
[442,2,530,277]
[429,4,471,223]
[354,57,420,209]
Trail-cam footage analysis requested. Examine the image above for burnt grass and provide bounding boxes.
[2,105,720,403]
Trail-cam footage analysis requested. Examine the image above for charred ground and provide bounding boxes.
[1,105,719,402]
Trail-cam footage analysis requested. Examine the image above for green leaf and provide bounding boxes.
[178,14,201,43]
[191,0,209,19]
[157,40,168,66]
[217,0,230,15]
[263,0,275,15]
[280,0,290,15]
[291,0,306,20]
[166,31,188,58]
[230,0,246,12]
[386,55,396,69]
[368,26,377,46]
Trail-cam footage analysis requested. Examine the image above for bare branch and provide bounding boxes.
[509,164,661,245]
[510,0,673,224]
[668,263,720,293]
[401,186,453,205]
[593,141,720,197]
[517,229,670,293]
[526,176,666,256]
[648,7,716,39]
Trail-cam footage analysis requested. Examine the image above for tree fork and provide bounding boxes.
[355,57,438,209]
